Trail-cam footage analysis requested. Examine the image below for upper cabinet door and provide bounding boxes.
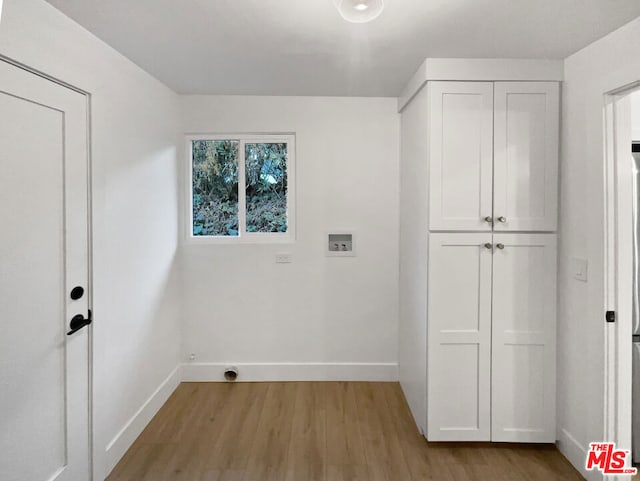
[491,234,557,443]
[429,82,494,231]
[493,82,559,232]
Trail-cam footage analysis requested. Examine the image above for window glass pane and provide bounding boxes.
[245,143,288,233]
[191,140,239,236]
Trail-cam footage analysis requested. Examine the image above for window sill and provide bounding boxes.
[183,234,295,245]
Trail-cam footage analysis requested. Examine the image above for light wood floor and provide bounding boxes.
[107,382,584,481]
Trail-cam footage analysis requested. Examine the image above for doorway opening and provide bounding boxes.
[604,81,640,480]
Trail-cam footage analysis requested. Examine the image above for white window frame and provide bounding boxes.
[185,133,296,244]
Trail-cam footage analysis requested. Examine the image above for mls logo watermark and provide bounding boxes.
[585,443,637,475]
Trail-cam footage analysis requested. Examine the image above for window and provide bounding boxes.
[187,134,295,242]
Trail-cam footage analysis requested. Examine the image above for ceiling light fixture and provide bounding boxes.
[334,0,384,23]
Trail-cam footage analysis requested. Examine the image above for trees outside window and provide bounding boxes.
[188,135,295,242]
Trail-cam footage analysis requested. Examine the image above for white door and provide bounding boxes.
[491,234,556,442]
[0,61,90,480]
[493,82,559,232]
[429,82,494,232]
[427,233,492,441]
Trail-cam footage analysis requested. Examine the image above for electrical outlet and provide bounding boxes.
[275,252,292,264]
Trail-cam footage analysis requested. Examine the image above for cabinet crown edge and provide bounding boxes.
[398,58,563,113]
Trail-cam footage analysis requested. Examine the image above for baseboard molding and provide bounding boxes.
[557,428,603,481]
[104,365,181,477]
[181,362,399,382]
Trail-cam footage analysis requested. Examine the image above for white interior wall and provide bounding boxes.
[632,90,640,141]
[179,95,400,381]
[398,85,429,432]
[558,16,640,481]
[0,0,182,478]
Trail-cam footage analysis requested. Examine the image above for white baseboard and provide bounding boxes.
[103,365,181,477]
[557,428,603,481]
[181,362,399,382]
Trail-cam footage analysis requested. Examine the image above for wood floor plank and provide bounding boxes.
[284,382,326,481]
[325,463,370,481]
[205,382,269,472]
[136,383,193,444]
[352,382,414,481]
[106,444,143,481]
[242,382,297,481]
[325,382,367,468]
[106,382,585,481]
[380,383,448,481]
[325,383,370,481]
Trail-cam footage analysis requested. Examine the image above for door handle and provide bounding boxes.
[67,310,92,335]
[497,216,507,223]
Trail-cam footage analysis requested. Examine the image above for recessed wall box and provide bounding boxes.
[327,232,356,257]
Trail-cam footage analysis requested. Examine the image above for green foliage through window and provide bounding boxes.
[191,138,289,237]
[192,140,239,236]
[245,143,288,233]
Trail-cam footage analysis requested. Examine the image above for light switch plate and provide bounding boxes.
[275,252,292,264]
[571,257,588,282]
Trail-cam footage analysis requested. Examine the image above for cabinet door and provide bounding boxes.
[493,82,559,232]
[491,234,556,442]
[427,233,492,441]
[429,82,494,231]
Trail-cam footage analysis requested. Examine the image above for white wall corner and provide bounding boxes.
[103,365,182,478]
[181,362,399,382]
[557,428,604,481]
[398,59,429,113]
[398,379,427,434]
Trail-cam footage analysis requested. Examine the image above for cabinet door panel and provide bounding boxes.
[427,233,492,441]
[429,82,494,231]
[491,234,556,442]
[493,82,559,232]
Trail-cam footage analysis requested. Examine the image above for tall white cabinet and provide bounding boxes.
[399,62,561,445]
[428,80,558,443]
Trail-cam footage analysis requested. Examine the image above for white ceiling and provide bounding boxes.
[45,0,640,97]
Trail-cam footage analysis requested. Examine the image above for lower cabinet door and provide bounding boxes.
[427,233,493,441]
[491,233,557,442]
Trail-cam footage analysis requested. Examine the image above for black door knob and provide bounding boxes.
[70,286,84,300]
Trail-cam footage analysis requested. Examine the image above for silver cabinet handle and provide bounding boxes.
[496,243,505,250]
[484,243,493,250]
[497,216,506,223]
[484,216,493,223]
